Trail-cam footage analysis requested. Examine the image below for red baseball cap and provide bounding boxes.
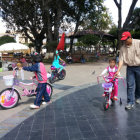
[121,31,131,40]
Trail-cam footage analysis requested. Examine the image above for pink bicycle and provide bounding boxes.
[0,67,53,109]
[49,62,66,84]
[97,76,125,111]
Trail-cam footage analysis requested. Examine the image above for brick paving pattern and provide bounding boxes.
[1,80,140,140]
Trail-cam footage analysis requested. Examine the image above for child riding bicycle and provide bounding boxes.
[52,50,65,76]
[99,59,120,101]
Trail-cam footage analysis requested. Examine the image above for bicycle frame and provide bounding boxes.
[0,67,53,109]
[50,63,66,78]
[97,76,125,110]
[12,68,37,97]
[97,76,125,87]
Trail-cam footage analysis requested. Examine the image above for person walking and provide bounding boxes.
[115,31,140,110]
[23,52,51,109]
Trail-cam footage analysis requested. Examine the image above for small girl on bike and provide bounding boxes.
[22,52,51,109]
[99,59,120,101]
[52,50,65,75]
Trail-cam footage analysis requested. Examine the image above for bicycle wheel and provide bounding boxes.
[49,76,55,84]
[46,83,53,98]
[49,72,56,84]
[0,88,20,109]
[58,69,66,80]
[103,96,109,111]
[111,98,115,106]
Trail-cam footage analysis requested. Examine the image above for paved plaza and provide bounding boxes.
[1,62,140,140]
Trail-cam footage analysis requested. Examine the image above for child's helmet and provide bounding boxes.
[32,52,42,63]
[56,50,58,54]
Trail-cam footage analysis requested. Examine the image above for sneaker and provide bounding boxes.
[47,101,52,104]
[42,101,52,105]
[114,96,118,101]
[136,99,140,104]
[102,94,105,97]
[42,102,47,105]
[30,104,40,109]
[125,103,134,110]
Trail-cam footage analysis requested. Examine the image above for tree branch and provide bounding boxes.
[23,28,34,42]
[113,0,119,8]
[123,0,138,30]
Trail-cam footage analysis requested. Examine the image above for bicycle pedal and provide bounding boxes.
[28,90,35,93]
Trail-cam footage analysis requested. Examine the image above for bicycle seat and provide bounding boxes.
[51,66,56,70]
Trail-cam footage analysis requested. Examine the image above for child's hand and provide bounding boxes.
[32,76,36,79]
[114,71,119,78]
[17,63,22,69]
[19,67,23,70]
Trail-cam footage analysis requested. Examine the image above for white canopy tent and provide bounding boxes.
[0,43,30,70]
[0,43,29,53]
[0,43,30,63]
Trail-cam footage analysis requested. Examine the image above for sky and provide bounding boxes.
[104,0,140,25]
[0,0,140,33]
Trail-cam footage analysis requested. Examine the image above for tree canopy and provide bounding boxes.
[128,7,140,39]
[0,35,16,46]
[113,0,138,49]
[78,34,100,47]
[0,0,112,52]
[0,0,45,52]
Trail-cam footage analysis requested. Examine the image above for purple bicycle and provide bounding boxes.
[0,67,53,109]
[49,62,66,84]
[97,76,125,111]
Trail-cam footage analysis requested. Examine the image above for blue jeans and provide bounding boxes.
[81,59,85,63]
[127,66,140,104]
[34,83,50,106]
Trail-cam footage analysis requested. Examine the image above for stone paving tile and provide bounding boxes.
[1,80,140,140]
[53,83,75,90]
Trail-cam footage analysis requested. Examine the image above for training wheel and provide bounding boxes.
[120,98,122,105]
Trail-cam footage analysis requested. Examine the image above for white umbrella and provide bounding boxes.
[0,43,29,53]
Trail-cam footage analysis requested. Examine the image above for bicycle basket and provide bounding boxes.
[102,83,113,92]
[3,75,14,86]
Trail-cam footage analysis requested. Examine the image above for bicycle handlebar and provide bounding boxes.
[97,76,125,87]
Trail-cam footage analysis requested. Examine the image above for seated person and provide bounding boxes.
[66,53,73,64]
[20,55,28,67]
[80,54,85,63]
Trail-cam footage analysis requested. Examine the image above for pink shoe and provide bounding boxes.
[102,94,105,97]
[47,101,52,104]
[114,96,118,101]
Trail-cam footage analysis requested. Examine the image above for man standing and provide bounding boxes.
[115,31,140,110]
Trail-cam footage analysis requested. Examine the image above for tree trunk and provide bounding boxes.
[42,0,53,43]
[114,0,122,50]
[114,0,138,50]
[34,39,43,53]
[54,3,62,41]
[69,21,80,53]
[123,0,138,30]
